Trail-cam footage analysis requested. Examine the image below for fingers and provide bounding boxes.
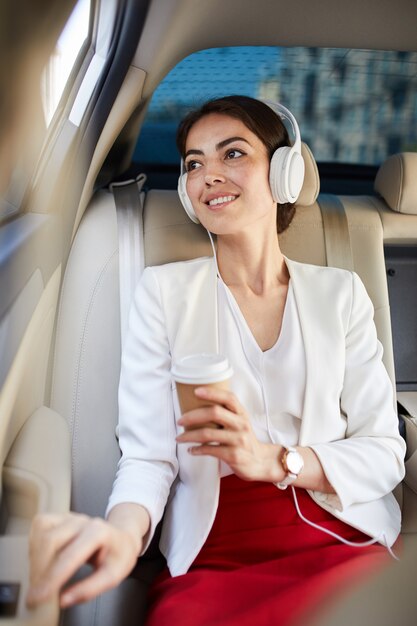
[27,516,132,609]
[195,386,243,414]
[59,562,120,608]
[177,421,248,446]
[27,514,87,607]
[46,519,110,589]
[188,437,264,480]
[176,388,270,480]
[188,437,274,483]
[29,518,108,605]
[178,388,248,433]
[57,521,137,608]
[177,388,254,451]
[29,513,89,585]
[178,404,238,432]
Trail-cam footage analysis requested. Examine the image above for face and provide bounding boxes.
[184,113,276,235]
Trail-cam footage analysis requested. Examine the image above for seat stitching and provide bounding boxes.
[71,249,118,477]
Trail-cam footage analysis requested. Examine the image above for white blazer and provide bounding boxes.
[107,256,406,576]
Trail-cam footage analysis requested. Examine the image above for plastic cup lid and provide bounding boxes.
[171,353,233,384]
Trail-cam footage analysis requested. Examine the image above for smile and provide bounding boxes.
[207,195,237,207]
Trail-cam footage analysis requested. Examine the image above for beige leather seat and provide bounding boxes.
[50,146,417,626]
[374,152,417,420]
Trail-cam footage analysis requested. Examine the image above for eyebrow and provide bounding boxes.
[185,136,251,159]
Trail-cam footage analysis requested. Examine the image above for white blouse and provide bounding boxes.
[217,277,306,477]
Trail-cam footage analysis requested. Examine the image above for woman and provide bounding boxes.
[27,96,405,624]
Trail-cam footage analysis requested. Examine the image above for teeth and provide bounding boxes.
[208,195,236,206]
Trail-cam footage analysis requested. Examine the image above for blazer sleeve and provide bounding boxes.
[309,272,406,511]
[106,266,178,551]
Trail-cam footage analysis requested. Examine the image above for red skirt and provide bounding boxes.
[145,474,392,626]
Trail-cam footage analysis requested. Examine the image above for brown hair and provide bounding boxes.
[176,95,296,233]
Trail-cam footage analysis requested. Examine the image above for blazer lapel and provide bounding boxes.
[285,257,319,445]
[172,256,220,497]
[286,257,347,446]
[172,257,219,358]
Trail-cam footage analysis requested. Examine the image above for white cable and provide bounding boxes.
[207,230,219,274]
[383,537,401,561]
[206,228,399,561]
[291,485,399,560]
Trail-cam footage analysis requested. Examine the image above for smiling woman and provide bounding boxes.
[112,96,404,626]
[27,95,406,626]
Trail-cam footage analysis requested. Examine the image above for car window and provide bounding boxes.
[134,46,417,174]
[42,0,91,126]
[0,0,91,223]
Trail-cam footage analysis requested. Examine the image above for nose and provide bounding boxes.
[204,171,226,186]
[204,159,226,186]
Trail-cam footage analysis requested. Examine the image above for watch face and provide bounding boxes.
[286,450,304,474]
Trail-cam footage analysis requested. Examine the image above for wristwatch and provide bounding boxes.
[277,446,304,490]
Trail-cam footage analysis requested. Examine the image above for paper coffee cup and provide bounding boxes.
[171,353,233,428]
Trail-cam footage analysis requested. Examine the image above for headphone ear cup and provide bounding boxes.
[177,173,200,224]
[269,146,305,204]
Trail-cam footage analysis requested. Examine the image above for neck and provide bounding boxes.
[215,227,288,296]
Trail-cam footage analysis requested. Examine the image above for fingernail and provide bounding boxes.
[61,592,75,608]
[194,387,206,395]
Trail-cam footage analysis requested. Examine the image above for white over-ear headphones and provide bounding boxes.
[177,100,305,224]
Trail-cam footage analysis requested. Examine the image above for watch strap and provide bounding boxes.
[277,471,298,490]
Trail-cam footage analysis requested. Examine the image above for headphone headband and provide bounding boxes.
[262,100,302,152]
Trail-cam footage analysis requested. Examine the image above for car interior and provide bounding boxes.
[0,1,417,625]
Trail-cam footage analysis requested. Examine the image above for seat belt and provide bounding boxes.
[317,193,354,271]
[110,174,147,349]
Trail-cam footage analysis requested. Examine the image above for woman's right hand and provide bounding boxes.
[27,503,149,609]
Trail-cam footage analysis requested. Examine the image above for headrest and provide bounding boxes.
[297,142,320,206]
[375,152,417,214]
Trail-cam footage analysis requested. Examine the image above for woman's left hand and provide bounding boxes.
[176,386,283,482]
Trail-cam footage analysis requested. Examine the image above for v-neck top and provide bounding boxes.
[217,277,306,477]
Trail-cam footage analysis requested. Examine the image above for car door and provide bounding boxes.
[0,1,150,622]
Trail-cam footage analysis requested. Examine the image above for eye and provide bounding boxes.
[225,148,245,160]
[185,160,202,172]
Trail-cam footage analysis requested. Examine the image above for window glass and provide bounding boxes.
[42,0,91,126]
[0,0,91,221]
[134,46,417,168]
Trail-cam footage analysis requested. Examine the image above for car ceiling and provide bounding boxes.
[102,0,417,182]
[133,0,417,98]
